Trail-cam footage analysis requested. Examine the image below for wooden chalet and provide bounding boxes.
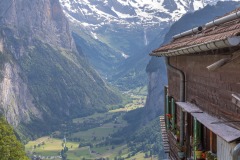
[151,8,240,160]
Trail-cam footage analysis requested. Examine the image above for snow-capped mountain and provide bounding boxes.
[59,0,240,90]
[60,0,238,29]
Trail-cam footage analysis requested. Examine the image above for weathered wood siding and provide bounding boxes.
[217,136,236,160]
[168,53,240,130]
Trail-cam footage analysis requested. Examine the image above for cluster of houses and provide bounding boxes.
[151,8,240,160]
[31,155,62,160]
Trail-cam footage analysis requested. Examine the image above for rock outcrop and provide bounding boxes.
[1,0,73,52]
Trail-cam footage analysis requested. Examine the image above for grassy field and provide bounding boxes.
[125,152,158,160]
[71,125,117,141]
[72,112,117,124]
[25,91,150,160]
[67,147,93,160]
[25,137,80,158]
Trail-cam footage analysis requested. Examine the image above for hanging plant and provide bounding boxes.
[166,114,172,119]
[206,151,217,160]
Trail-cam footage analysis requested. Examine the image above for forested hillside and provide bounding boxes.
[0,116,29,160]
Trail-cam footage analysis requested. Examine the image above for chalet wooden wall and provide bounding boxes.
[168,53,240,130]
[217,136,236,160]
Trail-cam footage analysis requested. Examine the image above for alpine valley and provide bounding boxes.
[0,0,239,160]
[59,0,240,90]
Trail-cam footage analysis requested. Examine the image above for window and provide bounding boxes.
[201,126,217,153]
[165,96,178,131]
[187,117,217,158]
[210,131,217,153]
[165,95,172,129]
[170,97,176,130]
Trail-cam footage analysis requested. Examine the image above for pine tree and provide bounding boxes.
[0,116,29,160]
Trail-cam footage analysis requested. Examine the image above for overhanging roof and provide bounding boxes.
[176,102,240,143]
[151,8,240,57]
[150,36,240,57]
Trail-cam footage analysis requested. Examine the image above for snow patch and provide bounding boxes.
[117,0,130,6]
[91,32,98,39]
[0,39,3,52]
[121,52,129,59]
[193,0,204,10]
[144,29,149,46]
[111,7,134,18]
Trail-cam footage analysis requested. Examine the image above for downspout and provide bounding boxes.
[165,57,185,147]
[233,143,240,160]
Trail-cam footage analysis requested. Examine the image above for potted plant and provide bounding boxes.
[206,151,217,160]
[176,143,185,159]
[201,151,206,159]
[195,150,203,159]
[193,139,202,159]
[177,151,185,159]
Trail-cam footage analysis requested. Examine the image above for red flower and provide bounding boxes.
[166,114,172,119]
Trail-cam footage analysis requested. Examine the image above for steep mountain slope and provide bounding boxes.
[0,0,121,136]
[145,1,240,118]
[60,0,240,90]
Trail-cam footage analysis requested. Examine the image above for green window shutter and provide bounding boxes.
[171,98,175,130]
[166,95,170,129]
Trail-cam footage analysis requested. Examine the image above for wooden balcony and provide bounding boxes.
[167,129,181,160]
[160,116,170,153]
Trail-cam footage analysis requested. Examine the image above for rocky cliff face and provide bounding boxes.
[0,60,40,126]
[1,0,73,51]
[0,0,121,131]
[144,69,166,120]
[145,1,239,117]
[144,57,167,120]
[0,0,73,126]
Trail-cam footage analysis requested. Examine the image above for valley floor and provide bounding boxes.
[25,86,161,160]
